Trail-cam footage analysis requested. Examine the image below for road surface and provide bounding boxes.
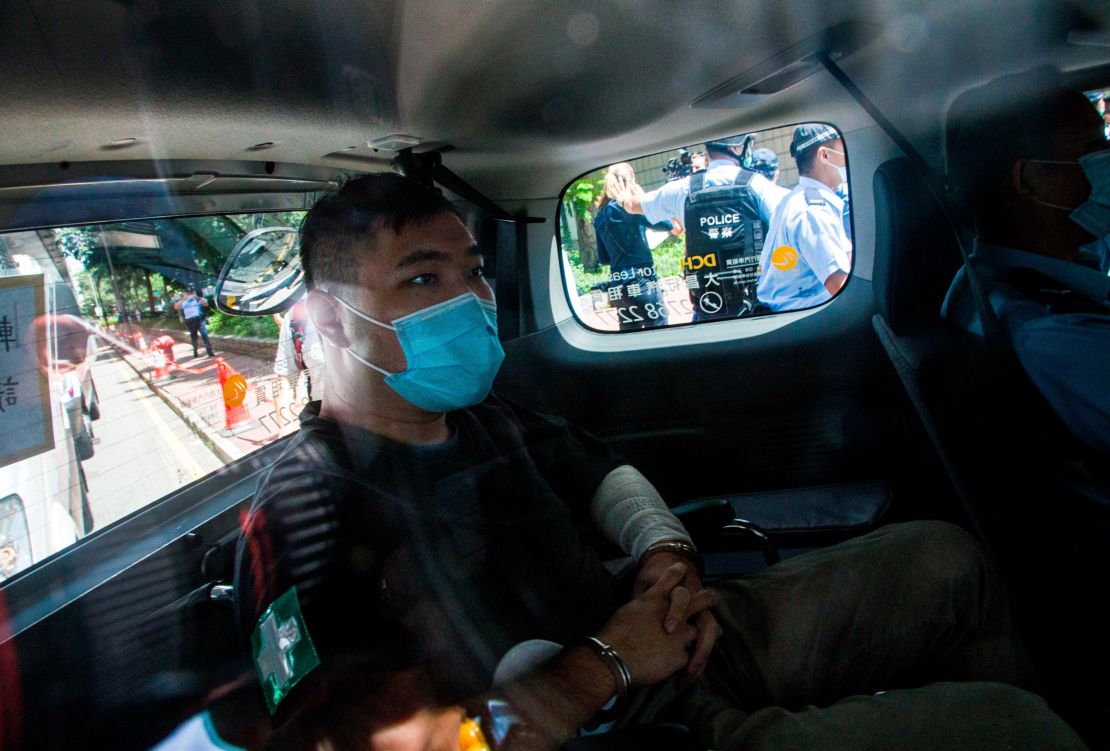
[79,345,225,529]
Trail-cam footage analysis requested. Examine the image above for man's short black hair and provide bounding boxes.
[946,68,1095,221]
[795,141,841,174]
[795,147,819,174]
[300,173,460,290]
[791,124,840,175]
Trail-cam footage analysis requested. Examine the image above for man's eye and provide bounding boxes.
[468,266,486,278]
[409,273,437,285]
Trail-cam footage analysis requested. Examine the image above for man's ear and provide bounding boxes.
[305,289,350,348]
[1011,158,1036,200]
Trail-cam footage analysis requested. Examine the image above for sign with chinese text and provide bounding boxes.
[0,274,53,469]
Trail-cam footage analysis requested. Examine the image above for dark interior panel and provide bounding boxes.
[496,280,942,508]
[2,470,264,751]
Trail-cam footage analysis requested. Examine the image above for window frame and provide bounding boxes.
[0,202,317,610]
[553,121,855,336]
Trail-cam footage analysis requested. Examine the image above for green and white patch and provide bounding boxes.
[251,587,321,715]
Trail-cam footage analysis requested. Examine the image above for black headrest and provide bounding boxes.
[872,157,964,336]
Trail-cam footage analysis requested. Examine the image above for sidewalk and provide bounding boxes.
[111,328,308,463]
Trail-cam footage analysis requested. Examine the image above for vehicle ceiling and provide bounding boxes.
[2,0,1110,200]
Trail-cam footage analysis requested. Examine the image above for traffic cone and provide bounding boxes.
[215,357,254,433]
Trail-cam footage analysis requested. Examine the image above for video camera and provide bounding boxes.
[662,149,694,182]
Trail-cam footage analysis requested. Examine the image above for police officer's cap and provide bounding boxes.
[750,148,779,177]
[705,134,752,154]
[790,124,840,159]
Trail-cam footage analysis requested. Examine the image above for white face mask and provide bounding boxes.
[1022,157,1083,212]
[823,147,848,185]
[1071,149,1110,239]
[1025,151,1110,236]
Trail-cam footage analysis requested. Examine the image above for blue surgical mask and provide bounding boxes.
[1070,149,1110,238]
[332,292,505,412]
[1079,235,1110,275]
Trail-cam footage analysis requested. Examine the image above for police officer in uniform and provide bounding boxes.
[750,147,790,221]
[756,124,852,312]
[750,147,780,181]
[617,135,787,321]
[174,284,216,358]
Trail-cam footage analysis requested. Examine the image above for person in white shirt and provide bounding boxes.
[756,124,852,312]
[273,300,326,402]
[173,285,215,357]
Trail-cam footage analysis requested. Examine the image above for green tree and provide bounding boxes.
[564,174,605,271]
[55,211,307,323]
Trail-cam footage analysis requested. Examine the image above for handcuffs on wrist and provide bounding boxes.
[576,634,633,724]
[638,539,704,579]
[462,635,637,746]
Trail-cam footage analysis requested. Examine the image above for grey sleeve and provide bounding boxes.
[590,465,693,560]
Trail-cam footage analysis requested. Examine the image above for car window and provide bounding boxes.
[1084,88,1110,141]
[0,211,309,584]
[559,123,853,332]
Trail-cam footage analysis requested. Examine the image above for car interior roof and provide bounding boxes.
[5,5,1110,750]
[3,1,1110,202]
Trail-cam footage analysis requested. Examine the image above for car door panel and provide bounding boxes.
[497,279,916,502]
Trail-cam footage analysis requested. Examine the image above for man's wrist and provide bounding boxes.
[574,635,632,722]
[638,539,704,579]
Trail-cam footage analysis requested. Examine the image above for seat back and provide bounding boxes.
[871,157,1005,536]
[872,155,1110,745]
[870,156,1106,524]
[872,157,963,337]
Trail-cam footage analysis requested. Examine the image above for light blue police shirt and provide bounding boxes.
[942,240,1110,454]
[180,295,204,320]
[756,177,852,312]
[639,160,787,227]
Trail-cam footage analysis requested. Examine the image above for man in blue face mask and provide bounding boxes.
[234,172,727,742]
[235,174,1082,751]
[944,71,1110,455]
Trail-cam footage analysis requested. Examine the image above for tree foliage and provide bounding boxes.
[565,174,605,219]
[54,212,306,316]
[563,174,606,272]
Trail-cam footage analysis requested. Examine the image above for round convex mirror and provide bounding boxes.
[215,226,305,315]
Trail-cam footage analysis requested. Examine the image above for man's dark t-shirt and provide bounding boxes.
[234,395,625,699]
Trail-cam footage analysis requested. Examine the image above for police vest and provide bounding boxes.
[682,169,764,320]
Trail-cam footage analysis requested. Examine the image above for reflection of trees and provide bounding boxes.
[54,213,305,319]
[58,225,180,318]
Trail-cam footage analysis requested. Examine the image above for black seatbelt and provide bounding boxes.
[492,218,524,340]
[817,52,1013,361]
[394,148,545,341]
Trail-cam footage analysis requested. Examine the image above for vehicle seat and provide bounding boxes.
[870,157,991,529]
[871,156,1107,547]
[871,155,1110,744]
[674,480,890,575]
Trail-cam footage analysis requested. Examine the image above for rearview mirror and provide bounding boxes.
[214,226,305,316]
